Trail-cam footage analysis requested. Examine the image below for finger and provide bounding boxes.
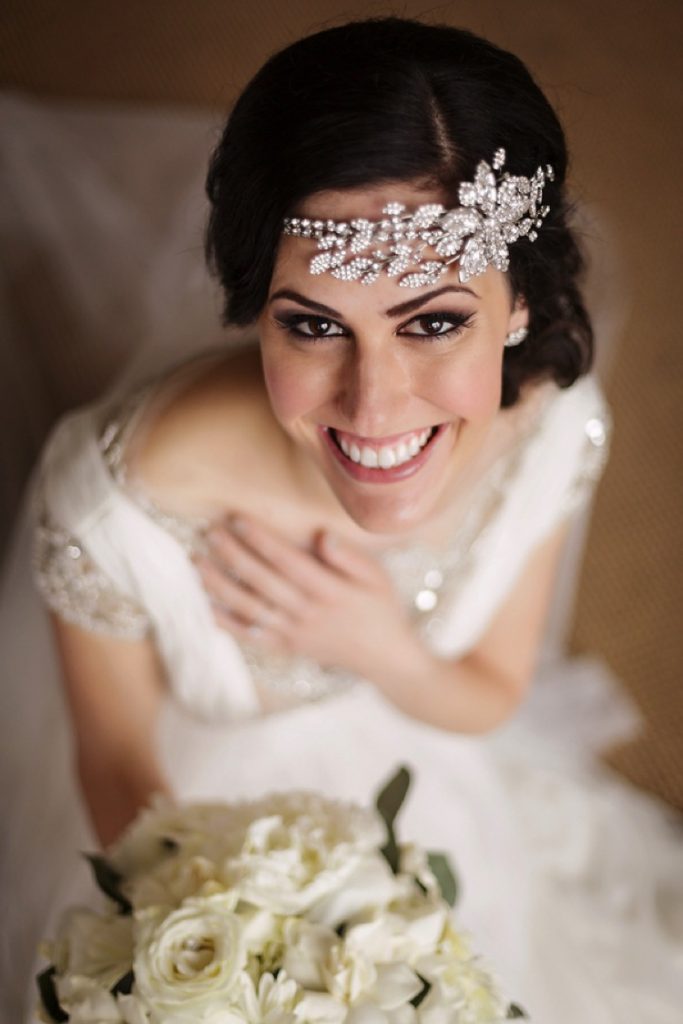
[314,529,386,587]
[225,514,341,600]
[196,556,285,631]
[210,599,280,649]
[205,526,306,614]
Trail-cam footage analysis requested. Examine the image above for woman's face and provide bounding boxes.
[258,182,528,535]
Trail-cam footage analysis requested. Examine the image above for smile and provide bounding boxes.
[321,425,445,483]
[333,426,435,468]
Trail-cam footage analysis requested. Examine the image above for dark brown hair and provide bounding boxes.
[206,17,592,405]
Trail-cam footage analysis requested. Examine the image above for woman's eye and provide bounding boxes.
[402,313,473,338]
[276,314,346,339]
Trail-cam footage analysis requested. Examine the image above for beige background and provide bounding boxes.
[1,0,682,805]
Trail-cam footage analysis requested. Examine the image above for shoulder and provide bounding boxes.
[539,375,611,467]
[127,346,289,516]
[517,375,611,527]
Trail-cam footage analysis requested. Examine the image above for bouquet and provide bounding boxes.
[37,768,527,1023]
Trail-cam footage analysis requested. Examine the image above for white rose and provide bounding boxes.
[48,907,133,989]
[133,894,247,1021]
[229,793,385,916]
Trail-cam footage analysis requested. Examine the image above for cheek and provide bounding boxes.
[429,346,503,423]
[261,346,329,425]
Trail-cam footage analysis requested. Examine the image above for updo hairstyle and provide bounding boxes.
[205,17,593,406]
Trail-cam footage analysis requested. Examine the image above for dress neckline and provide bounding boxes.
[98,349,557,561]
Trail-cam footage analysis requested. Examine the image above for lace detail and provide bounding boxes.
[562,409,612,519]
[32,503,150,639]
[99,392,207,553]
[32,374,611,701]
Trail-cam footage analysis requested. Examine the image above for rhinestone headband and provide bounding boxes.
[282,148,554,288]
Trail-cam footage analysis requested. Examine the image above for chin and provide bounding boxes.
[333,488,440,536]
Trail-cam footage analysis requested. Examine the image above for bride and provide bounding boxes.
[3,17,682,1023]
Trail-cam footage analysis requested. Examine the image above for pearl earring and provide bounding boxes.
[505,326,528,347]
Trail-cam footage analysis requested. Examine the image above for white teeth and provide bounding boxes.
[360,446,378,468]
[334,428,435,468]
[378,446,396,469]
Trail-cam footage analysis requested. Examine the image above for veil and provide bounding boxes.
[0,93,646,1022]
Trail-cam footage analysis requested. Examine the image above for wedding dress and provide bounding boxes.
[2,358,683,1024]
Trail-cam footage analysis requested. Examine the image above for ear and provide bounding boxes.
[507,295,529,335]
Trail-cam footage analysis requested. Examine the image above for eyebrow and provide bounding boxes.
[268,284,479,319]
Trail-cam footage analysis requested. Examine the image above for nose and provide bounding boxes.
[336,343,410,435]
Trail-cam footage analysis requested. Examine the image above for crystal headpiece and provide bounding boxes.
[282,148,554,288]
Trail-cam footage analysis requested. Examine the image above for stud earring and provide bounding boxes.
[505,326,528,347]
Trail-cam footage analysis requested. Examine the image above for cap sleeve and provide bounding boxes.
[548,382,612,530]
[32,497,151,640]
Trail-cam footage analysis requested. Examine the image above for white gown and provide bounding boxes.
[2,363,683,1024]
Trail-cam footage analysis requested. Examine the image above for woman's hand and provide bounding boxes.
[194,513,423,682]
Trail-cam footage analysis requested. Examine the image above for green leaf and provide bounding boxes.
[507,1003,529,1018]
[111,969,134,996]
[36,965,69,1022]
[410,973,432,1007]
[83,853,132,915]
[427,851,458,907]
[375,766,411,874]
[375,765,411,831]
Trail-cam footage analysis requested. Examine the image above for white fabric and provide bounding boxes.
[2,369,683,1023]
[1,92,681,1024]
[35,374,607,719]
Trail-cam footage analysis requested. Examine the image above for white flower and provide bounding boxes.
[397,845,441,900]
[48,907,133,989]
[54,976,148,1023]
[133,893,247,1021]
[229,794,385,917]
[294,990,347,1023]
[109,798,249,879]
[234,971,300,1023]
[414,922,507,1024]
[323,944,422,1012]
[308,854,400,930]
[281,918,337,990]
[344,1007,417,1024]
[127,853,235,913]
[343,900,447,968]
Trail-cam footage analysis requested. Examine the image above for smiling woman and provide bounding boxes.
[7,15,683,1024]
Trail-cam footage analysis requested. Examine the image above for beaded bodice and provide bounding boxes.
[33,373,610,716]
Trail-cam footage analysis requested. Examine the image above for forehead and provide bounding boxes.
[273,180,453,306]
[294,180,447,221]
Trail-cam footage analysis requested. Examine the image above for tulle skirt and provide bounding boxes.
[2,505,683,1023]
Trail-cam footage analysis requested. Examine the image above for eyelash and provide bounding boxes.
[274,311,475,342]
